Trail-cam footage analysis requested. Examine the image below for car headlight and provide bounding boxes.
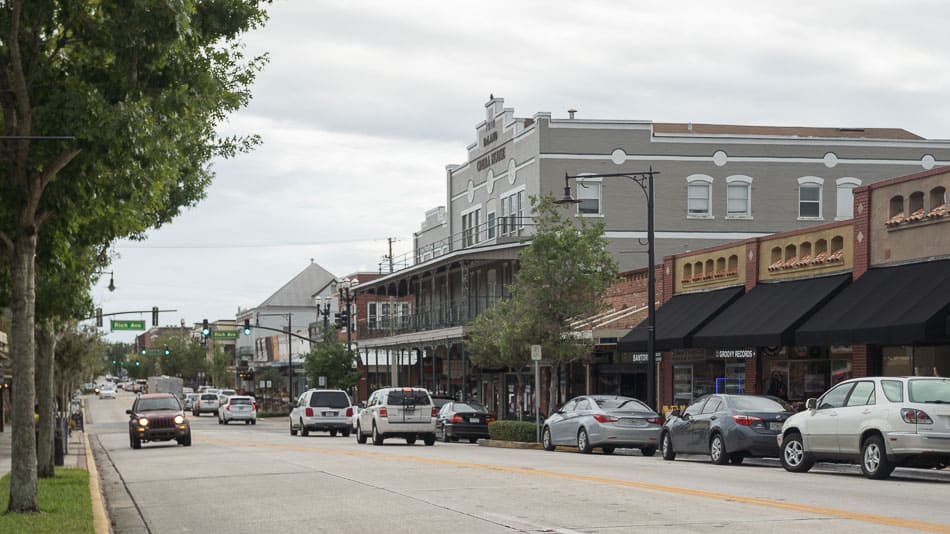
[138,418,149,427]
[174,415,184,424]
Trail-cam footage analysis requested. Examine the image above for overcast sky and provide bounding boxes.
[95,0,950,343]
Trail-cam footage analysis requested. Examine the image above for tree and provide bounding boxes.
[304,328,358,392]
[209,346,230,388]
[468,195,619,416]
[0,0,269,511]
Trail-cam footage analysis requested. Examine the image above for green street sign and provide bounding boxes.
[212,330,239,339]
[111,320,146,331]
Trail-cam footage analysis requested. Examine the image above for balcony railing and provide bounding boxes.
[358,296,506,339]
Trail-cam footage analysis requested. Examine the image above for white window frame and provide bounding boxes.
[725,175,753,219]
[798,176,824,220]
[487,210,496,240]
[500,186,526,236]
[575,174,604,217]
[461,205,482,247]
[687,174,714,219]
[835,177,862,220]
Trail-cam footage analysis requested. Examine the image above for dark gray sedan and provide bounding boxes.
[660,394,794,464]
[541,395,663,455]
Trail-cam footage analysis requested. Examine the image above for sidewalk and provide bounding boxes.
[0,422,89,479]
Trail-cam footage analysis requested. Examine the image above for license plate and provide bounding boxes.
[322,411,338,417]
[769,422,782,431]
[470,418,480,423]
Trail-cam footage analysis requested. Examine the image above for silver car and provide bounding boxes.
[542,395,663,455]
[779,376,950,479]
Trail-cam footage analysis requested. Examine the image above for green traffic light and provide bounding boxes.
[140,348,146,355]
[164,346,171,356]
[135,361,140,367]
[111,360,117,365]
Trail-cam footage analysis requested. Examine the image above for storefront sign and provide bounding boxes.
[476,147,505,171]
[716,350,754,359]
[629,353,649,363]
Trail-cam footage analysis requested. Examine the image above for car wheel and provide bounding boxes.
[179,432,192,447]
[341,428,350,437]
[780,432,814,473]
[330,429,337,437]
[661,432,676,461]
[729,453,745,465]
[424,434,435,446]
[577,428,592,454]
[223,418,229,425]
[469,438,478,444]
[130,433,141,450]
[602,446,615,455]
[300,420,309,437]
[441,426,451,443]
[406,434,416,445]
[244,420,250,425]
[710,433,728,465]
[861,435,894,479]
[290,420,297,436]
[251,419,256,425]
[372,423,384,445]
[542,427,555,451]
[356,423,367,444]
[640,446,657,457]
[217,416,222,424]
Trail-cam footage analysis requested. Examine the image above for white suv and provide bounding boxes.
[290,389,353,437]
[356,387,437,446]
[778,376,950,479]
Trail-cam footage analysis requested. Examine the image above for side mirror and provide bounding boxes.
[806,398,818,411]
[125,409,132,415]
[681,412,691,420]
[669,409,681,418]
[359,401,366,409]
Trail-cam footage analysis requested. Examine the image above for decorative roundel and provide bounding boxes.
[486,169,494,194]
[823,152,838,168]
[922,154,936,170]
[508,159,517,184]
[611,148,627,165]
[466,179,475,203]
[713,150,727,167]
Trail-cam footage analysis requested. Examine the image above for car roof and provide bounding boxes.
[138,393,175,399]
[228,395,252,400]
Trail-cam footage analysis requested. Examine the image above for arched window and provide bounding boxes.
[694,261,703,279]
[771,247,783,264]
[704,259,715,278]
[930,186,947,209]
[798,176,824,219]
[716,257,726,273]
[800,241,813,261]
[726,175,753,217]
[687,175,713,218]
[909,191,925,214]
[728,255,739,273]
[683,264,693,280]
[784,244,797,261]
[835,177,861,220]
[831,236,844,252]
[889,195,904,217]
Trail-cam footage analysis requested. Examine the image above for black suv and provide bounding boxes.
[127,393,192,449]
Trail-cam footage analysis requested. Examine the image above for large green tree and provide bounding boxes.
[469,195,619,416]
[304,328,359,392]
[0,0,269,511]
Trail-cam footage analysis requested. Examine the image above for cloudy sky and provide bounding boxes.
[96,0,950,342]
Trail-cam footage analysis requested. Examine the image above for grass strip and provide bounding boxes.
[0,468,94,534]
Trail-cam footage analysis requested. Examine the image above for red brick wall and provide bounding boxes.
[745,240,759,291]
[852,188,872,279]
[602,265,665,329]
[852,345,870,377]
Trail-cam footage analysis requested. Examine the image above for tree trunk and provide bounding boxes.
[36,321,57,478]
[515,372,524,421]
[8,231,39,512]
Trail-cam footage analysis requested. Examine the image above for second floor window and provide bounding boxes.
[798,179,823,219]
[726,176,752,217]
[576,177,602,215]
[687,176,712,217]
[462,208,481,247]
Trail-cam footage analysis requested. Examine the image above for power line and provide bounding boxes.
[116,237,404,250]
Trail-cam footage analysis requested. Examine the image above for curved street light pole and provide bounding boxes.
[558,167,659,410]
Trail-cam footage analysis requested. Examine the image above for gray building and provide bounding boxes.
[354,96,950,411]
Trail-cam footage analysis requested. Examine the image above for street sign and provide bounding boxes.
[111,320,145,331]
[530,344,542,361]
[212,330,239,340]
[318,376,327,387]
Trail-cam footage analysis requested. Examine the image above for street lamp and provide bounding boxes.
[556,167,660,410]
[258,312,294,409]
[315,296,332,331]
[95,270,116,292]
[335,278,358,395]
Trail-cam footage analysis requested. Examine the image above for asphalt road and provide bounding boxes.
[84,391,950,534]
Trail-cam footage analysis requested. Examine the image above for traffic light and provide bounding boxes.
[140,348,146,356]
[164,345,171,356]
[201,319,210,337]
[96,307,103,328]
[111,359,117,365]
[243,318,251,336]
[152,306,159,327]
[135,360,140,367]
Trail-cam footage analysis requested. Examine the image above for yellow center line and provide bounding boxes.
[196,437,950,533]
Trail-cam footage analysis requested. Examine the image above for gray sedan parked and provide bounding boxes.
[541,395,663,455]
[661,394,794,465]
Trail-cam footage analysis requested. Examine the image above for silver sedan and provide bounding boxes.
[541,395,663,455]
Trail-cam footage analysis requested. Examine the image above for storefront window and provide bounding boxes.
[883,345,950,376]
[672,355,750,403]
[766,357,852,403]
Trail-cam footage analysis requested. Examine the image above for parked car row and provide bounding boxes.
[191,389,256,424]
[539,376,949,481]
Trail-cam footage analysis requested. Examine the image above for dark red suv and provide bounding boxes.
[127,393,192,449]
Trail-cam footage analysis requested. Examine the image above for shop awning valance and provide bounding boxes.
[795,258,950,346]
[618,286,745,352]
[691,274,851,348]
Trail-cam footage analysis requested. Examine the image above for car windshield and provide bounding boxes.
[727,396,790,412]
[593,397,650,411]
[908,379,950,403]
[220,390,236,396]
[200,394,218,401]
[136,398,180,411]
[388,390,430,406]
[451,403,486,413]
[230,398,252,405]
[309,392,350,408]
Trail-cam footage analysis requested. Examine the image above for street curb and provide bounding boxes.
[82,407,111,534]
[478,439,543,450]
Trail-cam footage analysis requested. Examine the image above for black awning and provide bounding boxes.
[796,259,950,346]
[618,286,745,352]
[691,274,851,348]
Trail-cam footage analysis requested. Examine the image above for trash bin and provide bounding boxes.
[54,423,64,466]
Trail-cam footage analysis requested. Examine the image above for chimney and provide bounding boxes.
[568,109,577,119]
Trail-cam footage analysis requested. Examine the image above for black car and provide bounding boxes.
[436,401,494,443]
[127,393,192,449]
[660,394,793,464]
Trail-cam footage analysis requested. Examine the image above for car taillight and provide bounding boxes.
[252,404,257,411]
[732,414,762,426]
[431,407,438,417]
[592,414,618,423]
[305,408,313,417]
[486,415,496,424]
[379,407,388,418]
[647,416,663,425]
[346,407,353,417]
[226,405,230,411]
[901,408,933,424]
[451,415,464,424]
